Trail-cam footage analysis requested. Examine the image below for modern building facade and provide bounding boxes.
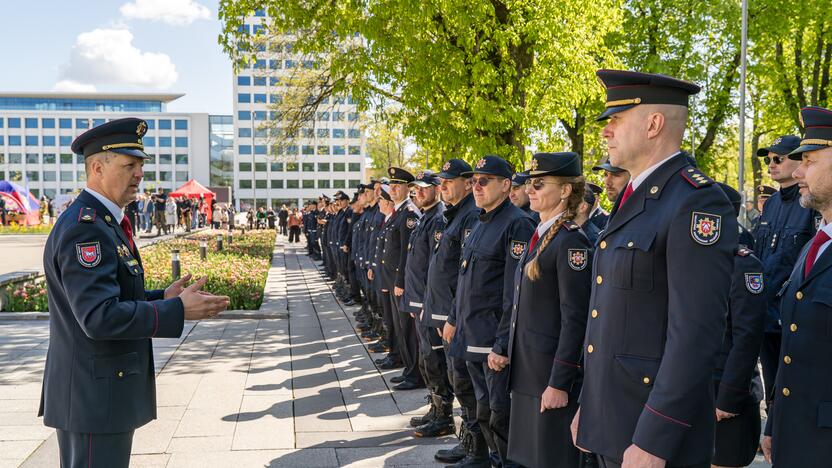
[0,92,210,199]
[232,11,367,209]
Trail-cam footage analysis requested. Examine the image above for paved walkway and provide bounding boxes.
[3,239,455,467]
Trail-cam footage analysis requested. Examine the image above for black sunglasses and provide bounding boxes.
[524,178,561,191]
[471,175,502,187]
[764,155,785,165]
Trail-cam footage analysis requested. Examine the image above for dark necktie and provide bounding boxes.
[804,230,831,278]
[120,216,135,253]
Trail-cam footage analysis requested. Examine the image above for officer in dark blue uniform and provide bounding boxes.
[344,192,364,306]
[425,159,484,465]
[402,170,453,437]
[305,200,321,260]
[365,181,393,353]
[591,158,629,226]
[510,171,540,224]
[575,70,738,468]
[762,106,832,467]
[753,135,819,408]
[577,186,603,245]
[585,182,609,230]
[447,155,535,468]
[371,184,402,368]
[506,152,594,468]
[39,118,229,468]
[380,167,424,390]
[711,183,766,468]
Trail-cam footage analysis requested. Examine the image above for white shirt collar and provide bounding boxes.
[816,219,832,259]
[395,199,407,211]
[84,188,124,223]
[535,211,564,237]
[630,151,683,190]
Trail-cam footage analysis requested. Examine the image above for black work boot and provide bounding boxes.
[435,425,468,464]
[414,396,455,437]
[445,431,490,468]
[410,394,437,427]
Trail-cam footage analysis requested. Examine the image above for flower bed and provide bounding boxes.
[1,230,275,312]
[0,223,53,235]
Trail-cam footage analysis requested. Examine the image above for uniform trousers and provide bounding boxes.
[597,455,708,468]
[348,260,361,300]
[466,360,514,466]
[759,331,781,408]
[444,341,480,435]
[56,429,134,468]
[379,291,401,362]
[416,323,452,400]
[390,295,424,385]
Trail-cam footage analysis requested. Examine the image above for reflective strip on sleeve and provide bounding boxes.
[466,346,492,354]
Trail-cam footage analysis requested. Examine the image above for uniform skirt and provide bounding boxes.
[712,397,761,467]
[508,391,580,468]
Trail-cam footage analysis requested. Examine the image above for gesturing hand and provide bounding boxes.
[164,273,192,300]
[179,277,230,320]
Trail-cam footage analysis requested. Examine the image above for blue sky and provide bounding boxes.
[0,0,232,114]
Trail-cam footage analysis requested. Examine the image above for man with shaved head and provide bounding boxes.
[572,71,738,468]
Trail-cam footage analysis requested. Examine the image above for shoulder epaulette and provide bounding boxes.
[680,167,714,189]
[77,207,96,223]
[562,220,580,231]
[737,247,753,257]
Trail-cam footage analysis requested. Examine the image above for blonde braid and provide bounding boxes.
[525,177,585,281]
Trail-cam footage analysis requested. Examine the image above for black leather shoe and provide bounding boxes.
[378,359,404,370]
[368,341,388,353]
[414,417,455,437]
[393,380,425,390]
[435,443,467,463]
[374,355,391,365]
[390,375,406,384]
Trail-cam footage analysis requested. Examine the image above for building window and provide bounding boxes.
[318,180,330,189]
[239,162,252,171]
[317,112,329,122]
[348,129,361,138]
[238,93,251,103]
[333,112,345,121]
[42,136,56,146]
[26,136,39,146]
[60,154,73,164]
[254,145,267,155]
[239,179,252,189]
[271,180,284,189]
[285,145,298,155]
[253,94,267,104]
[333,145,345,155]
[25,118,38,128]
[255,162,267,172]
[9,171,21,181]
[254,59,266,69]
[302,145,314,155]
[317,145,330,155]
[287,162,298,171]
[349,163,361,172]
[144,136,156,147]
[159,171,172,181]
[237,76,251,86]
[76,154,84,164]
[59,118,72,129]
[176,172,189,182]
[254,76,267,86]
[75,119,89,129]
[0,136,3,145]
[333,163,345,172]
[146,120,155,130]
[302,180,314,189]
[302,162,314,172]
[349,180,360,188]
[159,154,172,164]
[26,153,39,164]
[317,163,330,172]
[348,145,361,155]
[175,120,188,130]
[159,137,172,147]
[8,118,21,128]
[334,180,346,188]
[332,129,345,139]
[93,119,105,127]
[285,60,296,69]
[144,172,156,181]
[175,137,188,147]
[238,111,251,120]
[238,128,252,138]
[175,154,188,165]
[317,128,330,138]
[146,154,157,164]
[348,113,360,122]
[8,136,21,146]
[42,118,55,129]
[254,111,266,121]
[287,179,299,188]
[60,171,73,182]
[159,120,172,130]
[59,136,72,147]
[255,128,267,138]
[255,180,267,189]
[271,162,283,171]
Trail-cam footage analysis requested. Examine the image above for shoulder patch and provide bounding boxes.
[690,212,722,245]
[568,248,588,271]
[77,207,96,223]
[562,220,579,231]
[76,242,102,268]
[744,273,764,294]
[406,217,417,229]
[680,167,714,189]
[510,240,527,260]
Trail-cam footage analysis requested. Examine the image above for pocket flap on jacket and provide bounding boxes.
[614,354,660,385]
[92,352,140,379]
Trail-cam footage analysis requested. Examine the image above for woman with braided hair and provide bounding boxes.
[505,152,595,468]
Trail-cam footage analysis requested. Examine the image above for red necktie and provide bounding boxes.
[120,216,136,253]
[619,182,634,207]
[804,230,831,278]
[528,230,540,252]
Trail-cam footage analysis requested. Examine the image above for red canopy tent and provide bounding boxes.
[169,180,216,224]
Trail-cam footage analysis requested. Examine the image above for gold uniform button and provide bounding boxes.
[784,355,792,364]
[596,276,603,285]
[790,323,798,332]
[782,387,790,397]
[650,186,659,194]
[591,309,598,318]
[643,377,650,384]
[627,241,634,248]
[587,345,594,354]
[796,291,804,300]
[600,241,607,249]
[117,371,124,378]
[462,260,467,268]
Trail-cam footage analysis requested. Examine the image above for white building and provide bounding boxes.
[233,11,367,209]
[0,92,211,199]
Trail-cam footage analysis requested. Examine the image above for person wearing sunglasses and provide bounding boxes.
[574,70,738,468]
[754,134,821,415]
[446,155,535,468]
[505,152,594,468]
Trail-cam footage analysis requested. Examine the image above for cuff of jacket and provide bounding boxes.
[716,381,750,414]
[631,404,692,461]
[151,297,185,339]
[548,359,580,390]
[145,289,165,301]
